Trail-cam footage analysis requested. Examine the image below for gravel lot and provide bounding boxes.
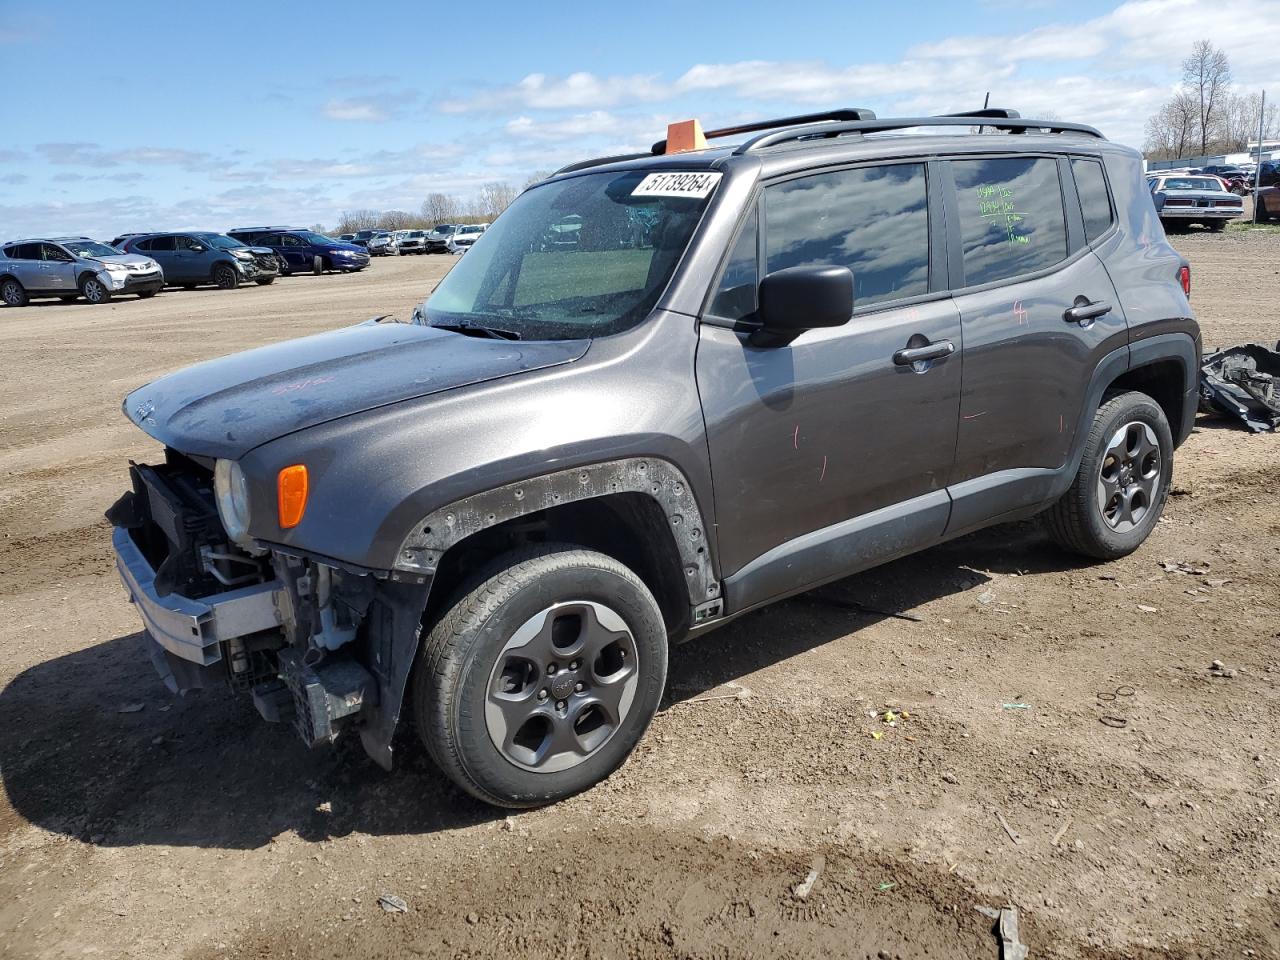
[1,233,1278,960]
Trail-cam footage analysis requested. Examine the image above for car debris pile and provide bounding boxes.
[1200,342,1280,432]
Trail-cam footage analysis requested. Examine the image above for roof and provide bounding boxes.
[552,107,1121,182]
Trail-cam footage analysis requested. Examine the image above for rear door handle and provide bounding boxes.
[893,339,955,365]
[1064,297,1112,325]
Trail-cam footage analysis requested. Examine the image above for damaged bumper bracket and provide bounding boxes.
[112,525,285,667]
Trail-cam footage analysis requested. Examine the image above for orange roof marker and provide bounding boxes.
[665,119,708,154]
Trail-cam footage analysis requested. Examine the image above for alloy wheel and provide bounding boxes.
[484,600,639,773]
[1,281,22,305]
[82,279,106,303]
[1095,421,1162,533]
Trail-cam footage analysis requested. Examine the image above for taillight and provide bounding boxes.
[1179,265,1191,299]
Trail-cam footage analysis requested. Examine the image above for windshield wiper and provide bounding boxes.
[431,321,521,341]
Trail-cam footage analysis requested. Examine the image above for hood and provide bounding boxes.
[246,246,276,256]
[326,241,366,253]
[91,253,154,267]
[124,320,589,459]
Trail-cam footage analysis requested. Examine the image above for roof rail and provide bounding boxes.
[735,115,1103,153]
[553,152,651,176]
[938,108,1021,120]
[650,108,876,155]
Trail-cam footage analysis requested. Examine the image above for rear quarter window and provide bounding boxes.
[1071,159,1114,243]
[951,156,1068,287]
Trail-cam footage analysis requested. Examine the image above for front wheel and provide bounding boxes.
[1044,391,1173,560]
[79,276,112,304]
[312,255,324,275]
[214,264,239,289]
[414,544,668,808]
[255,276,275,285]
[138,289,158,298]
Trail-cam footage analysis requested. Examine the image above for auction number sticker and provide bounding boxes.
[631,172,722,199]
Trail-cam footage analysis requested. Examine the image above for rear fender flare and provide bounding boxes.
[394,457,720,609]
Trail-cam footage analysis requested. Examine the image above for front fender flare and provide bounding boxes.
[394,457,720,609]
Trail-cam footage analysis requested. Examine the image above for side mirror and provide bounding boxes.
[752,265,854,347]
[191,245,205,253]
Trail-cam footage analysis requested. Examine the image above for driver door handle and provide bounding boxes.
[1064,298,1112,325]
[893,339,955,365]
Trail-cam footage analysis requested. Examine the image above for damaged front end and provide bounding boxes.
[106,450,427,769]
[1200,342,1280,433]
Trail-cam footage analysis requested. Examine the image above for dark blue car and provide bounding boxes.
[226,226,369,275]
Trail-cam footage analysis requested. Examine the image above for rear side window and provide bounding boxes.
[952,157,1068,287]
[765,163,929,308]
[133,237,153,251]
[1072,159,1114,242]
[149,235,176,252]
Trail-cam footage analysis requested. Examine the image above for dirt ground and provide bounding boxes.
[1,232,1278,960]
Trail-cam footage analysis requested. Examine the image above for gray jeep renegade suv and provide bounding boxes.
[107,108,1199,807]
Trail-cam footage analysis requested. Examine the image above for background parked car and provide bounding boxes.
[366,231,399,256]
[1255,185,1280,222]
[338,233,356,242]
[424,224,459,253]
[1,236,163,306]
[350,229,379,248]
[1148,174,1243,232]
[395,229,426,254]
[446,224,485,255]
[227,227,369,274]
[119,232,279,289]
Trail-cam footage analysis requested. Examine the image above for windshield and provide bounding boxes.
[1163,177,1221,191]
[202,234,245,250]
[61,239,122,258]
[423,169,715,341]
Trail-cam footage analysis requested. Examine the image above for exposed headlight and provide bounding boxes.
[104,261,130,273]
[214,459,253,547]
[232,250,255,260]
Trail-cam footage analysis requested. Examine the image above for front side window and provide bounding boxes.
[709,206,758,320]
[764,163,929,308]
[424,169,716,340]
[281,235,304,247]
[41,243,74,262]
[952,157,1068,287]
[1071,158,1114,243]
[176,235,203,251]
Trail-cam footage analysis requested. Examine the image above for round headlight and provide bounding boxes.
[214,459,253,546]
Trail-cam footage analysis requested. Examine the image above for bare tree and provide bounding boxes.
[477,181,517,221]
[1145,92,1199,160]
[1183,40,1232,154]
[420,193,460,227]
[309,222,329,235]
[335,209,381,233]
[376,209,415,230]
[1222,91,1280,153]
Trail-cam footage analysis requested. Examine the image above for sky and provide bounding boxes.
[2,0,1278,239]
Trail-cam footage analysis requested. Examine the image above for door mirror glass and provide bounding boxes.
[754,265,854,345]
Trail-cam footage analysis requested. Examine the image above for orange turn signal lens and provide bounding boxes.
[277,464,308,529]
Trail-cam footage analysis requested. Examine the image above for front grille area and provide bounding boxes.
[106,450,264,599]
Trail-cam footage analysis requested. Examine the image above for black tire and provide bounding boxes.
[1256,201,1272,224]
[1044,391,1173,560]
[138,289,158,298]
[214,263,239,289]
[312,255,324,275]
[414,543,668,808]
[255,276,275,286]
[79,275,112,305]
[2,278,30,307]
[1208,220,1226,232]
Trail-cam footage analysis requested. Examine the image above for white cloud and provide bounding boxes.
[441,71,666,113]
[323,98,388,122]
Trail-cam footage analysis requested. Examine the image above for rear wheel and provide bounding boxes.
[414,544,667,808]
[2,279,30,307]
[1044,391,1173,560]
[214,264,239,289]
[79,276,111,305]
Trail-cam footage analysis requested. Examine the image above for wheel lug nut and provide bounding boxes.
[570,660,580,670]
[556,700,566,711]
[537,689,548,700]
[547,664,557,675]
[574,682,585,693]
